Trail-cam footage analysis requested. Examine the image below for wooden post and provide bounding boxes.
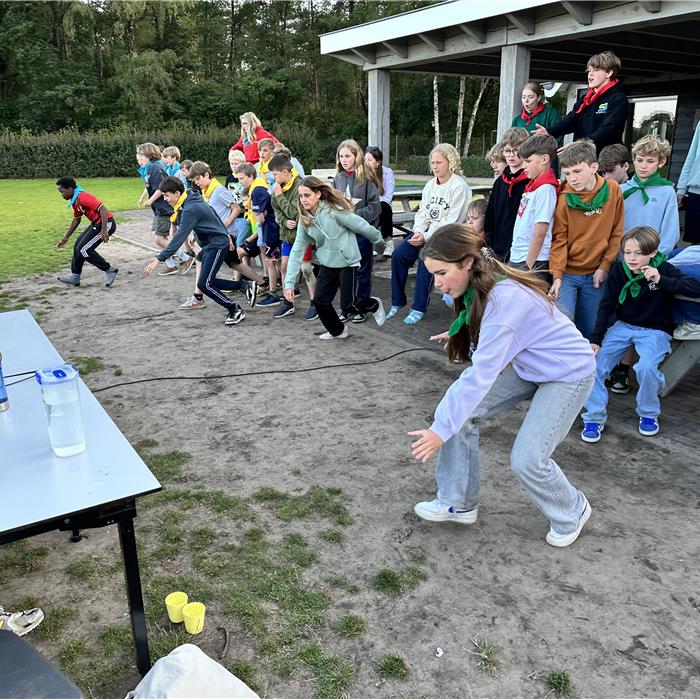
[497,44,530,140]
[368,68,390,157]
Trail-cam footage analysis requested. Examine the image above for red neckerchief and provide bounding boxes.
[521,102,545,126]
[524,168,560,194]
[575,79,619,114]
[344,169,354,175]
[500,168,529,197]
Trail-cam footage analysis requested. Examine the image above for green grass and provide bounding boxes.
[227,658,262,695]
[377,654,409,679]
[335,614,366,637]
[0,541,49,583]
[35,605,74,641]
[546,669,572,697]
[372,565,427,595]
[298,642,354,698]
[66,555,109,584]
[68,355,105,376]
[470,636,500,677]
[253,486,352,526]
[0,178,144,282]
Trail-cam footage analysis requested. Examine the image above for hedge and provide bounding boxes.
[405,153,493,178]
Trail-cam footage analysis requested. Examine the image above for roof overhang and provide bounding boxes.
[320,0,700,84]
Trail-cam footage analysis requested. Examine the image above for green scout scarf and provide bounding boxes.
[622,172,674,205]
[448,284,474,337]
[619,252,667,303]
[565,178,609,213]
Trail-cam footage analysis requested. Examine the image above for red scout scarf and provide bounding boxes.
[500,169,529,197]
[524,168,560,194]
[576,79,619,114]
[520,102,545,126]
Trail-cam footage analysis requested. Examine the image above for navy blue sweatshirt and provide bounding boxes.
[156,190,230,261]
[590,260,700,345]
[484,167,528,260]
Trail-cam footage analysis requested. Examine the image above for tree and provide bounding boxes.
[455,77,466,152]
[432,76,440,145]
[463,78,491,156]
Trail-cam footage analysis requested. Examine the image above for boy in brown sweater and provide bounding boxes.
[549,139,624,340]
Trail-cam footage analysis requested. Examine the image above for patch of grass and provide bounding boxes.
[35,605,74,641]
[377,654,409,679]
[291,468,302,476]
[141,450,191,483]
[134,438,159,451]
[0,177,145,283]
[10,595,39,611]
[335,614,366,638]
[546,669,572,697]
[227,658,262,695]
[221,588,269,638]
[66,555,106,584]
[407,549,427,564]
[298,642,354,698]
[373,565,427,596]
[324,575,360,594]
[318,528,345,543]
[112,365,123,376]
[470,636,500,677]
[148,488,253,519]
[0,541,49,583]
[253,485,352,526]
[149,626,191,662]
[69,355,105,375]
[280,533,319,567]
[99,624,134,655]
[0,289,28,312]
[190,527,217,549]
[59,636,131,698]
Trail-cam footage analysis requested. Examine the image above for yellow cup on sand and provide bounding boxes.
[165,591,188,623]
[182,602,206,635]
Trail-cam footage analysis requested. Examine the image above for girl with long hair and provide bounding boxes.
[333,139,381,323]
[409,224,596,548]
[282,176,385,339]
[365,146,396,256]
[230,112,279,164]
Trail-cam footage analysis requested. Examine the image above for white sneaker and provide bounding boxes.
[0,606,44,636]
[414,499,478,524]
[178,295,206,310]
[372,297,386,327]
[546,496,591,547]
[673,321,700,340]
[383,239,395,257]
[319,326,348,340]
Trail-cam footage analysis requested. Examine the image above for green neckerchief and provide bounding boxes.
[448,284,474,337]
[619,252,667,303]
[622,172,674,204]
[565,178,609,212]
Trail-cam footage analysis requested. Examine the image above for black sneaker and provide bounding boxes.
[224,307,245,325]
[304,304,318,321]
[273,300,295,318]
[245,281,259,309]
[609,368,630,394]
[338,311,351,323]
[351,312,367,323]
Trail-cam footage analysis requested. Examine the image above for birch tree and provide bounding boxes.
[432,76,440,145]
[455,76,466,152]
[463,78,491,156]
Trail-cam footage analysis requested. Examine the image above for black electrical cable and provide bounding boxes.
[91,346,447,394]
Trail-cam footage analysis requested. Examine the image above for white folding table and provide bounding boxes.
[0,309,161,674]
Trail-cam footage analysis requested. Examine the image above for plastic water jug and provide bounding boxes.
[35,364,86,457]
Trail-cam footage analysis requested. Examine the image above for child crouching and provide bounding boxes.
[581,226,700,441]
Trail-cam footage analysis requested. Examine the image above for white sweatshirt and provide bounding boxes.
[413,174,472,242]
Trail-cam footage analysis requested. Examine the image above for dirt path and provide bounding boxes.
[1,215,699,698]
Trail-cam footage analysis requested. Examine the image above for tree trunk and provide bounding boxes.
[455,76,466,152]
[463,78,490,156]
[432,76,440,146]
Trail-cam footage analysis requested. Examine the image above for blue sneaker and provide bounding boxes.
[581,422,604,443]
[639,416,659,436]
[258,294,281,307]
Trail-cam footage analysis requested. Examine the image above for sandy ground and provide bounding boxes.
[1,212,699,698]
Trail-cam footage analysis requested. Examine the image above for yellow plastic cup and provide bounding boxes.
[165,591,188,623]
[182,601,206,635]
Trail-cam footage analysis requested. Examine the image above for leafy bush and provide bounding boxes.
[0,127,238,179]
[405,153,493,178]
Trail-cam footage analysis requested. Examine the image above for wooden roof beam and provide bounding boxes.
[458,20,487,44]
[639,1,662,12]
[505,10,535,35]
[350,46,376,64]
[382,40,409,59]
[417,31,445,52]
[560,1,592,26]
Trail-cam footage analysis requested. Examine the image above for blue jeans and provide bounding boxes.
[234,217,251,247]
[557,273,606,341]
[434,367,595,536]
[582,321,671,423]
[390,236,433,312]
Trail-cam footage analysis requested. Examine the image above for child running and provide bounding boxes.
[56,177,118,287]
[283,176,385,339]
[144,177,246,326]
[409,224,595,548]
[580,226,700,442]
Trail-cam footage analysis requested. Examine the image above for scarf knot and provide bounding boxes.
[565,178,609,214]
[575,79,619,114]
[619,252,667,303]
[448,285,474,337]
[67,185,84,208]
[500,169,529,197]
[622,172,674,204]
[521,102,545,126]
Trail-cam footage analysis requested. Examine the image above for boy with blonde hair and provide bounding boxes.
[550,139,624,340]
[621,134,679,253]
[162,146,187,186]
[256,137,276,189]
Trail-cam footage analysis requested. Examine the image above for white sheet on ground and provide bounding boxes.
[130,644,259,699]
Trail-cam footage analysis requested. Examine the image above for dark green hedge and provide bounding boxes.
[406,154,493,178]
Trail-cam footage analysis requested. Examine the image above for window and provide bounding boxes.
[628,95,678,143]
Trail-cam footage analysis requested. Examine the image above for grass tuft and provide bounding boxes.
[69,355,105,375]
[35,605,74,641]
[470,636,500,677]
[0,542,49,583]
[335,614,366,637]
[141,450,191,483]
[253,486,352,526]
[377,654,409,679]
[318,528,345,543]
[66,555,106,584]
[227,658,262,695]
[546,669,572,697]
[298,642,354,698]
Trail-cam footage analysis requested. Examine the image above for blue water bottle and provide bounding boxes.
[0,352,9,412]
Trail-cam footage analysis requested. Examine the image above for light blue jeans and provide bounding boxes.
[234,217,252,247]
[558,273,606,341]
[582,321,671,423]
[435,367,595,536]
